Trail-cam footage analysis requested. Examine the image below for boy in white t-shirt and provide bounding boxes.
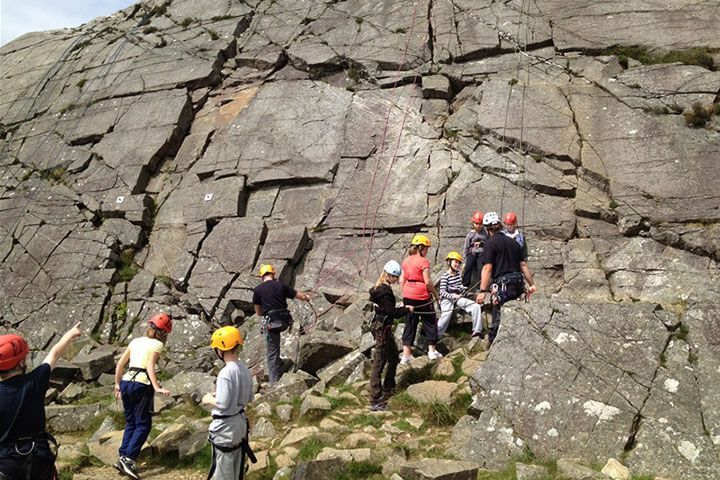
[113,313,172,480]
[202,326,255,480]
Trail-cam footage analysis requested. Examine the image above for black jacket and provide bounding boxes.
[369,284,409,323]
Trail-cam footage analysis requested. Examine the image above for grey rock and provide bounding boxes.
[516,463,550,480]
[556,459,609,480]
[296,331,359,375]
[422,75,452,100]
[406,380,458,405]
[46,404,102,433]
[399,458,481,480]
[58,382,86,404]
[276,404,294,423]
[72,347,116,381]
[317,351,366,386]
[252,417,277,439]
[299,394,331,418]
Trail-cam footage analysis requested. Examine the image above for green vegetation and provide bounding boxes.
[207,29,220,40]
[683,102,716,128]
[40,166,67,184]
[114,302,128,322]
[59,103,78,115]
[156,275,173,288]
[298,436,330,461]
[444,127,459,140]
[389,392,471,427]
[336,461,383,480]
[76,78,87,89]
[346,66,361,83]
[508,78,518,86]
[349,413,384,429]
[603,46,716,71]
[355,16,364,25]
[675,322,690,341]
[608,199,619,210]
[116,248,138,282]
[180,17,194,28]
[143,26,159,34]
[434,354,466,383]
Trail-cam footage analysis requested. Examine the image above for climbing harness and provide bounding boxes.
[490,272,526,306]
[260,309,292,334]
[206,410,256,480]
[0,432,59,480]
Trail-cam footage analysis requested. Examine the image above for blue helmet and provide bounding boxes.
[383,260,402,277]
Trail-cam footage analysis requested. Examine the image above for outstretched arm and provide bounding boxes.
[43,322,82,371]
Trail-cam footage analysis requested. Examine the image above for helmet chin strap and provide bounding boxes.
[214,348,225,361]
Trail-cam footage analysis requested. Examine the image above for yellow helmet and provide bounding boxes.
[446,251,462,262]
[258,264,275,277]
[410,234,431,247]
[211,326,244,351]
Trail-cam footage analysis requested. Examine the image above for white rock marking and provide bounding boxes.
[583,400,621,421]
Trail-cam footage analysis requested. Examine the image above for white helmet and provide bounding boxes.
[483,211,500,226]
[383,260,401,277]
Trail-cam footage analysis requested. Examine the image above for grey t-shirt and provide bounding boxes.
[212,360,254,417]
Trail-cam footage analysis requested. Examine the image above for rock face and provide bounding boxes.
[1,1,720,478]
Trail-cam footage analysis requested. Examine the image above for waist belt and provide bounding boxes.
[125,366,149,383]
[212,408,245,420]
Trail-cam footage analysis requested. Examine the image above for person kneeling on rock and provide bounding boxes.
[203,326,255,480]
[0,323,82,480]
[368,260,414,412]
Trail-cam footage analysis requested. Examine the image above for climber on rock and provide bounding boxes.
[476,212,537,348]
[252,264,312,386]
[462,210,489,291]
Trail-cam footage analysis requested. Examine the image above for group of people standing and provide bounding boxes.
[367,210,536,412]
[0,211,536,480]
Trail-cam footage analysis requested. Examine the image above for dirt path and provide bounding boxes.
[72,465,206,479]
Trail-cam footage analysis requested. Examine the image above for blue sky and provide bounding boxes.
[1,0,137,46]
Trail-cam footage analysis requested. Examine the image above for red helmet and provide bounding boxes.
[149,313,172,334]
[0,334,29,371]
[503,212,517,225]
[471,211,484,224]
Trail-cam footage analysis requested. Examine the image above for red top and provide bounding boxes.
[401,254,431,300]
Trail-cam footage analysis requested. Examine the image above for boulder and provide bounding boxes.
[299,395,331,418]
[399,458,481,480]
[72,347,116,380]
[46,404,102,433]
[406,381,458,404]
[296,331,358,375]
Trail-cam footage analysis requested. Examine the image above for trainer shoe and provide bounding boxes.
[369,402,387,412]
[399,354,413,365]
[427,350,443,360]
[117,456,140,480]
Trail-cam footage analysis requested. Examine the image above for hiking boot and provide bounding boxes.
[427,350,443,360]
[399,354,413,365]
[116,456,140,480]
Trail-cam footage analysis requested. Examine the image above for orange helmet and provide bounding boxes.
[149,313,172,334]
[471,211,483,224]
[0,334,29,371]
[503,212,517,225]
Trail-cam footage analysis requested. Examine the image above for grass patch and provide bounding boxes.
[388,392,471,427]
[393,418,419,432]
[156,275,173,288]
[675,322,690,341]
[336,461,383,480]
[143,26,158,34]
[180,17,194,28]
[298,436,329,461]
[75,392,114,406]
[76,78,87,89]
[328,395,354,410]
[116,248,138,282]
[444,127,459,140]
[207,29,220,40]
[114,302,128,322]
[603,45,716,70]
[683,102,715,128]
[349,413,384,429]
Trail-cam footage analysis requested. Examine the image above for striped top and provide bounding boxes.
[439,271,466,300]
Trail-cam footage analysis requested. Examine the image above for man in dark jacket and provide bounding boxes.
[253,264,312,386]
[475,212,537,347]
[1,323,82,480]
